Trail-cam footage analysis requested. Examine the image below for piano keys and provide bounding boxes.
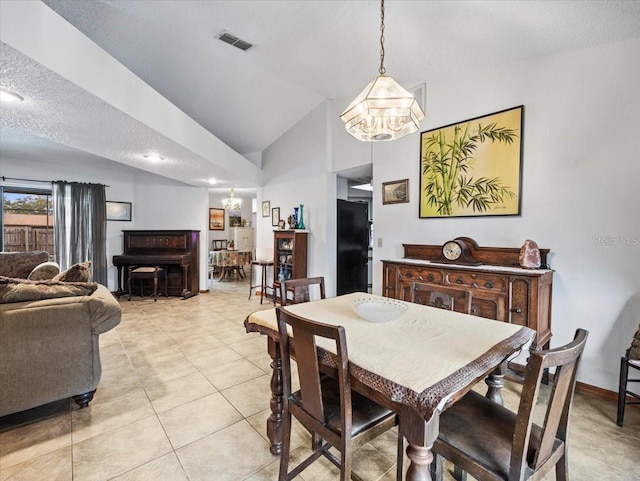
[113,230,199,299]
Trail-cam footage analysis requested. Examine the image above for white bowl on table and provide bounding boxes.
[350,297,408,323]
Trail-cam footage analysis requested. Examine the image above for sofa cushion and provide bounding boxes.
[53,261,92,282]
[27,261,61,281]
[0,251,50,278]
[0,276,98,304]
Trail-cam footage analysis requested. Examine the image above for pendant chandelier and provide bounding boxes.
[222,189,242,211]
[340,0,425,141]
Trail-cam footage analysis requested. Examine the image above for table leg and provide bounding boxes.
[401,408,439,481]
[485,371,505,405]
[267,337,283,455]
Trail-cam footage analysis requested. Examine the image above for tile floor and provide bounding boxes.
[1,275,639,481]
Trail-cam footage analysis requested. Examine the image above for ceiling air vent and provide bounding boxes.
[216,31,253,52]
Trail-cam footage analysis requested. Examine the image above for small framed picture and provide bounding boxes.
[209,208,225,230]
[229,214,242,227]
[272,207,280,227]
[382,179,409,205]
[262,201,270,217]
[106,201,132,221]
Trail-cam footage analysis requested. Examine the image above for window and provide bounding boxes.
[1,187,54,257]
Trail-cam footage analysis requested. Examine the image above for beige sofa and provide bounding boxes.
[0,252,121,417]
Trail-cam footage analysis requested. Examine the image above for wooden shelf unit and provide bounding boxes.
[273,230,308,302]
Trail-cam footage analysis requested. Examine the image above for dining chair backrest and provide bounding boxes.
[432,328,588,481]
[275,306,399,480]
[280,276,326,306]
[411,282,472,314]
[617,320,640,426]
[276,307,351,442]
[212,239,227,251]
[511,328,588,479]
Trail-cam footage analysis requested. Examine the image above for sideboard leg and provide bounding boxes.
[267,337,283,455]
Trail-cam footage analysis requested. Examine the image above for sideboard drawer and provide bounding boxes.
[445,272,507,292]
[398,266,443,284]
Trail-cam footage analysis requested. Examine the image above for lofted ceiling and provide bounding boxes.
[2,0,640,187]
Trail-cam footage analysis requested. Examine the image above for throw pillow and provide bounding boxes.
[0,276,98,304]
[27,261,61,281]
[53,261,92,282]
[629,322,640,360]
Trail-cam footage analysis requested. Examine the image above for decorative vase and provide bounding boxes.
[293,207,299,227]
[297,204,305,229]
[278,265,285,281]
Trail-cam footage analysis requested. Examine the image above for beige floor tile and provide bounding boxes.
[0,445,72,481]
[201,358,265,390]
[176,420,275,481]
[246,409,311,452]
[110,452,188,481]
[0,413,71,469]
[145,372,217,413]
[221,374,271,417]
[157,393,243,449]
[72,416,172,481]
[228,335,268,358]
[183,344,243,371]
[71,387,155,444]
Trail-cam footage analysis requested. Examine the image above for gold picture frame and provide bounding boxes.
[382,179,409,205]
[419,105,523,218]
[209,208,225,231]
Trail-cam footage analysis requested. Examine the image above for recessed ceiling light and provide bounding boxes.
[143,153,164,162]
[352,183,373,191]
[207,178,217,185]
[0,88,24,103]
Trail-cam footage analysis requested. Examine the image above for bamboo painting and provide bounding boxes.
[419,106,523,218]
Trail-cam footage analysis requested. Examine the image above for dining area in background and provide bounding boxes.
[245,291,538,481]
[210,249,251,281]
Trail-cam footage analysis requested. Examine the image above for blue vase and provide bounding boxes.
[297,204,305,229]
[293,207,299,227]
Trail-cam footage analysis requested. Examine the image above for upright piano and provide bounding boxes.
[113,230,199,299]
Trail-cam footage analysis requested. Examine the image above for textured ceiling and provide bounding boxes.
[2,0,640,186]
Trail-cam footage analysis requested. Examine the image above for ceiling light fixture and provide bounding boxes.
[143,153,164,162]
[0,88,24,103]
[340,0,425,141]
[222,188,242,211]
[352,183,374,192]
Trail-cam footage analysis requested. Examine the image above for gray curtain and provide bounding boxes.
[52,181,107,285]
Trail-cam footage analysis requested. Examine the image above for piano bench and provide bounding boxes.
[128,266,168,302]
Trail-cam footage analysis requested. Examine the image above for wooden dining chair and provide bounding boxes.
[617,321,640,426]
[276,307,401,481]
[430,328,588,481]
[280,276,326,306]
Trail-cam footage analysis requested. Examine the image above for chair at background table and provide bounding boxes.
[617,321,640,427]
[212,239,227,251]
[279,276,326,306]
[276,307,402,481]
[431,329,588,481]
[127,265,167,302]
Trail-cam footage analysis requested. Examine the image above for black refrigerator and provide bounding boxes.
[337,199,369,295]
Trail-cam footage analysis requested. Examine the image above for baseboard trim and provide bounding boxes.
[199,289,210,294]
[575,381,618,402]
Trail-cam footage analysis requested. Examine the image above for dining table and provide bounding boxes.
[245,292,535,481]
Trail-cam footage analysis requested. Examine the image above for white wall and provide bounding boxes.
[258,102,338,295]
[263,38,640,392]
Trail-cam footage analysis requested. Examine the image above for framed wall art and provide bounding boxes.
[229,214,242,227]
[419,105,523,218]
[382,179,409,205]
[262,201,270,217]
[209,208,225,230]
[271,207,280,227]
[106,201,132,221]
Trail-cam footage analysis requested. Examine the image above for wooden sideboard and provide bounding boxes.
[382,239,553,350]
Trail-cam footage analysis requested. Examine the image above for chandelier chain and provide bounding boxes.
[379,0,386,75]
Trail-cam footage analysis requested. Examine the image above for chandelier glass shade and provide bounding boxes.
[340,0,424,141]
[222,189,242,211]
